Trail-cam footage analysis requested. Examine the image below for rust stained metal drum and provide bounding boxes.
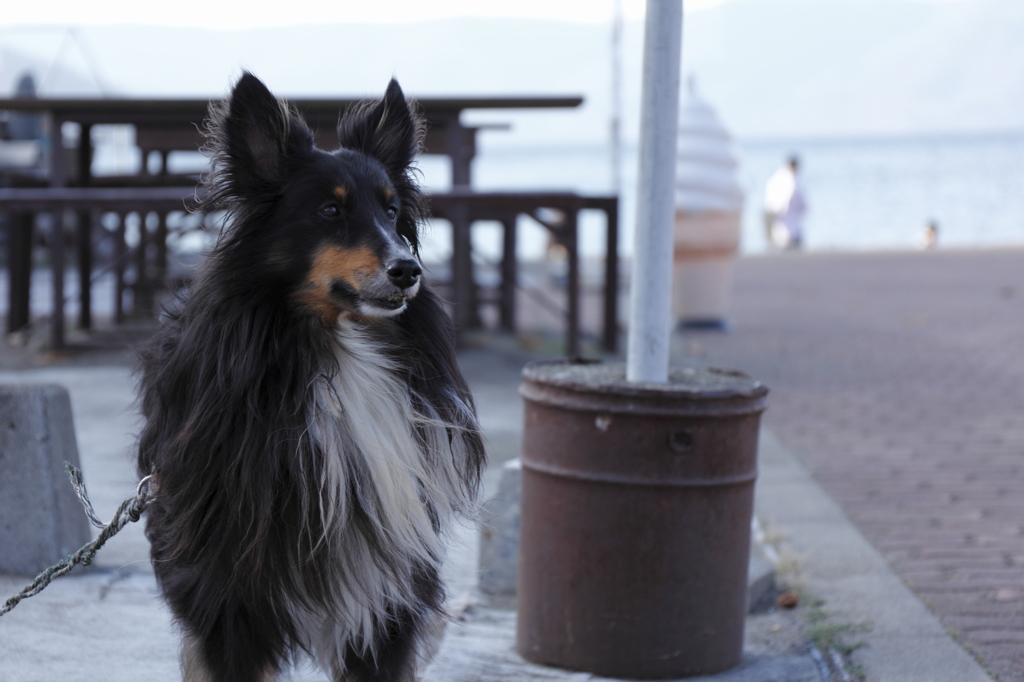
[515,360,768,679]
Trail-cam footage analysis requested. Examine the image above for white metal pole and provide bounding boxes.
[626,0,683,383]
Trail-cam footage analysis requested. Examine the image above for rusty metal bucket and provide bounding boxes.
[516,360,768,679]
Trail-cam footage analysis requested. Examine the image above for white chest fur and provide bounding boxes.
[300,318,471,662]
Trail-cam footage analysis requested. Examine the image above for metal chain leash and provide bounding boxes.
[0,463,156,617]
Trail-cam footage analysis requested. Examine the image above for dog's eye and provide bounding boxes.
[320,203,340,218]
[386,206,397,221]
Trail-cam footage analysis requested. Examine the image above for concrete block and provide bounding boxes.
[747,541,776,611]
[478,459,521,596]
[0,384,91,575]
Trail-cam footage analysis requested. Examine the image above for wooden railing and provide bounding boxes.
[1,187,618,355]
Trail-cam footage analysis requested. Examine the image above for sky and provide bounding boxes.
[0,0,1013,142]
[0,0,972,28]
[0,0,683,28]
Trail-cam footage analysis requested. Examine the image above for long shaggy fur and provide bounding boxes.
[136,72,484,682]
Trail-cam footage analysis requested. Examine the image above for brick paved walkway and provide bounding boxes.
[677,249,1024,681]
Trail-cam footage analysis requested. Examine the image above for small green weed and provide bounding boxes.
[804,597,871,680]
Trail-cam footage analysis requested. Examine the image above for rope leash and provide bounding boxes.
[0,464,156,617]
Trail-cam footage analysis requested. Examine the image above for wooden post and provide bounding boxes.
[450,202,476,331]
[154,210,169,299]
[77,123,93,330]
[114,213,127,324]
[133,212,152,316]
[603,202,619,354]
[48,115,69,350]
[49,211,65,351]
[6,212,33,334]
[446,121,481,332]
[499,215,517,333]
[565,210,580,358]
[76,212,92,331]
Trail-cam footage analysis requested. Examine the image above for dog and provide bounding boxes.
[136,72,485,682]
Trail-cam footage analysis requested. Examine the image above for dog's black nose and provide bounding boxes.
[387,259,422,290]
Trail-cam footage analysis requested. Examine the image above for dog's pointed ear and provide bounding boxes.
[337,79,422,174]
[337,80,428,255]
[208,72,313,190]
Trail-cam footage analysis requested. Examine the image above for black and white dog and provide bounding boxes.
[136,72,485,682]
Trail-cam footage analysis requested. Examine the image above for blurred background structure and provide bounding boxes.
[4,1,1024,350]
[3,0,1024,350]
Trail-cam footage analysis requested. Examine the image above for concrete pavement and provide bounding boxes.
[677,248,1024,681]
[0,340,991,681]
[2,246,1017,681]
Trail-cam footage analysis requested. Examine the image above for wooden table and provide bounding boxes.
[0,94,620,354]
[0,94,583,187]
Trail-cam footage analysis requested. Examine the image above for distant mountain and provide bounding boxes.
[1,0,1022,143]
[0,45,98,97]
[685,0,1024,138]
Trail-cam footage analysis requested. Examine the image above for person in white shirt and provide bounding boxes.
[763,156,807,249]
[921,220,939,249]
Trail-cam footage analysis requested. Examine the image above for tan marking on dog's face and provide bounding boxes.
[383,188,395,203]
[333,186,347,200]
[295,244,381,321]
